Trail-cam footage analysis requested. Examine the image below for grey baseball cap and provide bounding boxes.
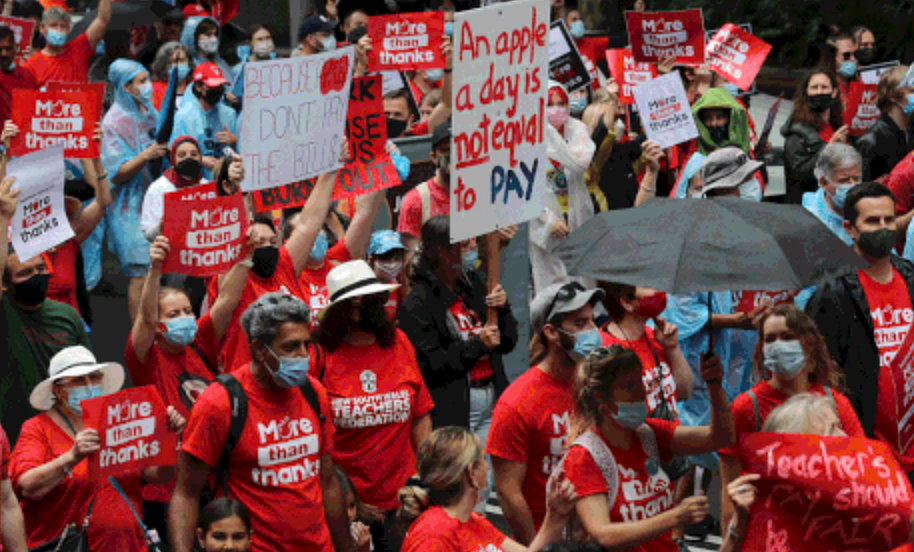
[699,147,764,194]
[531,282,604,335]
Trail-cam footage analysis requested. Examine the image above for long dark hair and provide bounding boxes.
[316,293,396,352]
[418,215,451,275]
[198,498,251,536]
[790,68,844,131]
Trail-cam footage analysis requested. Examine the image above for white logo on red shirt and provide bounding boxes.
[618,463,673,522]
[543,411,570,475]
[331,390,412,429]
[360,370,377,394]
[871,304,914,367]
[251,415,320,487]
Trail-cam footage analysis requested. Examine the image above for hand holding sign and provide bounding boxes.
[727,473,760,512]
[165,405,186,435]
[675,496,709,525]
[0,176,19,221]
[149,235,170,271]
[67,427,101,465]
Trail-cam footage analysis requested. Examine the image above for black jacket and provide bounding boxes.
[782,118,826,205]
[398,265,518,429]
[856,113,912,182]
[805,256,914,437]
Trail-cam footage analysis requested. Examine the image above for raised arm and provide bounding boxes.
[85,0,112,49]
[344,189,385,260]
[427,34,453,135]
[671,354,735,455]
[210,229,255,342]
[0,176,20,303]
[130,236,169,367]
[287,170,337,275]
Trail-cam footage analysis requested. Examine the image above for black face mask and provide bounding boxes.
[12,273,50,307]
[32,30,45,50]
[808,93,834,113]
[707,124,728,144]
[251,246,280,278]
[356,298,386,333]
[857,48,876,65]
[175,158,202,180]
[386,117,408,138]
[203,87,225,106]
[437,153,450,180]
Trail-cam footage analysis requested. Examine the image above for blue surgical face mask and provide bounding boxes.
[724,83,740,98]
[570,20,586,40]
[462,248,478,272]
[322,34,337,52]
[135,81,153,101]
[763,340,806,380]
[46,29,67,48]
[266,346,310,388]
[425,68,444,83]
[612,401,649,429]
[444,22,454,37]
[838,60,857,78]
[831,182,858,208]
[66,384,104,414]
[164,316,197,346]
[569,97,588,116]
[236,44,251,61]
[173,63,191,81]
[310,233,329,263]
[561,327,602,361]
[903,94,914,116]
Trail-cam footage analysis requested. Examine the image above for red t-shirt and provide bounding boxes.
[859,268,914,470]
[318,330,433,510]
[885,152,914,251]
[0,426,8,531]
[384,286,403,321]
[10,414,145,552]
[216,246,306,371]
[486,366,574,527]
[25,34,93,87]
[448,298,494,381]
[401,506,506,552]
[562,419,679,552]
[0,64,38,126]
[601,326,679,418]
[299,240,351,322]
[818,123,835,144]
[182,366,335,552]
[397,177,449,239]
[46,239,80,314]
[719,381,865,458]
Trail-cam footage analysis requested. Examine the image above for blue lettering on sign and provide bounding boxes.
[490,158,539,204]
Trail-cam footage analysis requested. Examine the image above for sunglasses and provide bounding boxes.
[545,281,587,323]
[839,52,855,61]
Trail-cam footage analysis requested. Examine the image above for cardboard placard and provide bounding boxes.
[7,145,74,262]
[741,434,913,552]
[81,385,178,481]
[451,0,549,243]
[705,23,759,94]
[10,91,100,158]
[844,82,880,137]
[632,72,699,149]
[548,19,592,93]
[368,12,446,72]
[624,9,705,65]
[0,15,35,54]
[161,183,249,277]
[240,47,355,192]
[251,75,401,211]
[860,60,900,85]
[46,82,105,117]
[899,64,914,90]
[606,48,658,105]
[705,23,771,91]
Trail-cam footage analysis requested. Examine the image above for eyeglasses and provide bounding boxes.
[545,281,587,323]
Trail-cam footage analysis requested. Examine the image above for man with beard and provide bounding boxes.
[397,121,451,254]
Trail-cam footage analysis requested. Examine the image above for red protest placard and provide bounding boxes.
[252,76,401,211]
[46,82,105,116]
[81,385,178,481]
[607,49,658,105]
[740,434,913,552]
[10,91,100,158]
[161,183,250,277]
[706,23,771,90]
[624,9,705,65]
[734,290,797,314]
[844,82,880,137]
[368,12,446,72]
[0,15,35,54]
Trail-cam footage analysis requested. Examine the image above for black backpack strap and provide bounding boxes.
[748,389,761,432]
[310,343,326,382]
[189,343,218,377]
[212,374,248,497]
[299,380,325,424]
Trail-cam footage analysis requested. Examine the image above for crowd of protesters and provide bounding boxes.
[0,0,913,551]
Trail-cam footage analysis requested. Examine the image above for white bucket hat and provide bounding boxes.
[319,260,400,320]
[30,346,125,411]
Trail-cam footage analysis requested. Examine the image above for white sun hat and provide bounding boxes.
[30,346,125,411]
[319,260,400,319]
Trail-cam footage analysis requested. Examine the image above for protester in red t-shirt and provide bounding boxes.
[0,26,37,125]
[25,0,110,86]
[397,426,577,552]
[314,260,433,548]
[562,345,734,551]
[367,230,409,321]
[487,282,604,544]
[170,292,353,552]
[398,122,451,253]
[0,424,27,552]
[11,346,184,552]
[718,303,864,543]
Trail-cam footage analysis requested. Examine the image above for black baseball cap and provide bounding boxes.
[298,15,337,41]
[432,119,451,149]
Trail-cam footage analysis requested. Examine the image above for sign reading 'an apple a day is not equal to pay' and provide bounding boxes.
[367,12,446,72]
[450,0,549,243]
[624,9,706,65]
[240,47,355,193]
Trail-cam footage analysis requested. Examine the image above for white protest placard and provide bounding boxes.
[633,72,699,149]
[899,64,914,90]
[240,47,355,192]
[6,145,73,262]
[859,60,900,85]
[451,0,549,243]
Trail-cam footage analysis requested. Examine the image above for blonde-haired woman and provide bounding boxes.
[562,346,734,551]
[397,427,576,552]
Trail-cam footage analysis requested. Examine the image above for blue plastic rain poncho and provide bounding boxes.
[82,59,159,288]
[170,85,239,178]
[181,16,233,77]
[794,188,854,309]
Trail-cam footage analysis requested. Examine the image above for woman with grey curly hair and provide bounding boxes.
[150,41,195,111]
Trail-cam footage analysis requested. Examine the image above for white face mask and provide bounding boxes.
[199,35,219,55]
[253,40,274,57]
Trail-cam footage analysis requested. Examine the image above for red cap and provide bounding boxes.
[183,4,211,17]
[193,63,228,87]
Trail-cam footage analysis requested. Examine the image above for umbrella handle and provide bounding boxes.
[706,291,715,356]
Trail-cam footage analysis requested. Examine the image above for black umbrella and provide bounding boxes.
[69,0,174,38]
[554,197,867,293]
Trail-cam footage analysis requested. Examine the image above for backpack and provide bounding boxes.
[415,182,433,225]
[746,386,835,432]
